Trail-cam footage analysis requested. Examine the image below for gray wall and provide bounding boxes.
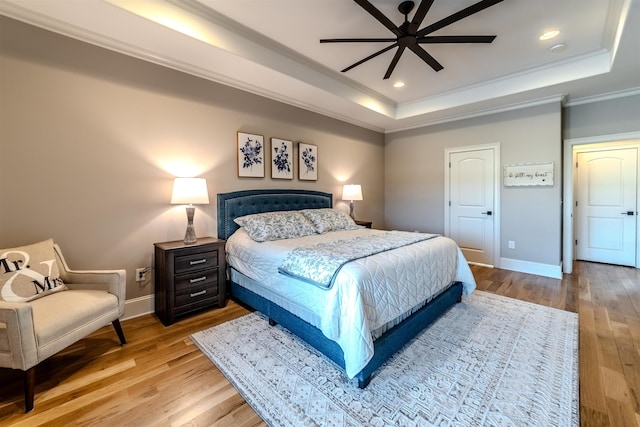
[564,94,640,140]
[0,17,384,301]
[385,103,562,267]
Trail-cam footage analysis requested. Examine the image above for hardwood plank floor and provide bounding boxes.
[1,261,638,426]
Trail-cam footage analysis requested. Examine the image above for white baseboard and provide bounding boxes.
[122,294,154,321]
[499,257,563,279]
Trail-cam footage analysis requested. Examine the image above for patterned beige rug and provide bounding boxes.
[191,291,578,426]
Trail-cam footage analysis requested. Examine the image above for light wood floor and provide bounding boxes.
[1,261,638,426]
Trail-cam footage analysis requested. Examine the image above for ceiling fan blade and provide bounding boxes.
[383,46,406,79]
[354,0,403,37]
[320,38,397,43]
[417,35,497,43]
[408,0,435,34]
[341,43,398,73]
[408,44,443,71]
[417,0,503,37]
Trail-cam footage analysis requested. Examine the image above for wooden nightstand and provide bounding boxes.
[355,220,372,228]
[154,237,226,326]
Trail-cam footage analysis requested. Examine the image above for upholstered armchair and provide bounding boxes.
[0,241,126,412]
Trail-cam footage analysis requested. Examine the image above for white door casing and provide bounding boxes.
[445,145,499,267]
[563,132,640,274]
[575,147,637,266]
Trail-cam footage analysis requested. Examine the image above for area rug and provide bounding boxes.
[191,291,578,426]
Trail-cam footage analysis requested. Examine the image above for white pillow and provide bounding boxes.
[0,239,67,302]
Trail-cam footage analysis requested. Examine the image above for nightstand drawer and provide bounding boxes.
[174,285,219,308]
[174,269,219,293]
[174,250,218,274]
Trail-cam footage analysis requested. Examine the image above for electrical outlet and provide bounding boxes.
[136,268,145,282]
[508,241,515,249]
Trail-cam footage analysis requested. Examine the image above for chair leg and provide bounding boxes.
[112,319,127,345]
[21,320,125,413]
[24,367,35,412]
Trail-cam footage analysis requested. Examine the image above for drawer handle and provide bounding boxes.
[190,259,207,265]
[190,290,207,298]
[190,276,206,284]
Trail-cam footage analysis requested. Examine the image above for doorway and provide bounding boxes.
[444,143,500,267]
[562,132,640,274]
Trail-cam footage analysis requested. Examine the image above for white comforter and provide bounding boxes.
[226,228,476,378]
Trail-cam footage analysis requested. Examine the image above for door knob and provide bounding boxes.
[620,211,635,216]
[481,211,492,216]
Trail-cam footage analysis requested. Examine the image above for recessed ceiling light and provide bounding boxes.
[550,43,566,52]
[539,30,560,40]
[393,81,405,88]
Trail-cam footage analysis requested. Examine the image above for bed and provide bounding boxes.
[217,189,475,388]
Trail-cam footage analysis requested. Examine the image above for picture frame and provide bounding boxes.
[270,138,293,180]
[237,132,265,178]
[298,142,318,181]
[504,162,554,186]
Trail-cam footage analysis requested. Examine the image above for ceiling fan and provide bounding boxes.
[320,0,503,79]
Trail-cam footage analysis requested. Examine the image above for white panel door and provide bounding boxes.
[576,148,637,266]
[449,149,495,265]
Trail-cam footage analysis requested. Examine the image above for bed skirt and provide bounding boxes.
[229,279,463,388]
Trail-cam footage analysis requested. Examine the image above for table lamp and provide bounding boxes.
[171,177,209,244]
[342,184,363,219]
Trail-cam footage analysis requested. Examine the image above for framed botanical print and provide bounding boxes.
[237,132,264,178]
[270,138,293,180]
[298,142,317,181]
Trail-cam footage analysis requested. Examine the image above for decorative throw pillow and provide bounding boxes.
[0,239,67,302]
[301,208,361,234]
[234,211,317,242]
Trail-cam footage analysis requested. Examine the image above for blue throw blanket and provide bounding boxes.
[278,231,438,288]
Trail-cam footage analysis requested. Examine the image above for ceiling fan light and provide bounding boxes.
[539,30,560,40]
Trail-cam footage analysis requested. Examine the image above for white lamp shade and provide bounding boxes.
[170,178,210,205]
[342,184,363,201]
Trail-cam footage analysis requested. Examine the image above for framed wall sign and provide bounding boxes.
[298,142,317,181]
[270,138,293,180]
[237,132,264,178]
[504,162,554,186]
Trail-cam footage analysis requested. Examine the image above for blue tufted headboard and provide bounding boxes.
[217,189,333,240]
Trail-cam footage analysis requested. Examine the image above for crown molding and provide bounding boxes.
[386,94,566,134]
[565,86,640,107]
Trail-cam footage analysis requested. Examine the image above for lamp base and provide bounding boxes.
[349,201,355,219]
[184,206,197,244]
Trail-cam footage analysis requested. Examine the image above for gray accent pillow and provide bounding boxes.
[234,211,317,242]
[301,208,361,234]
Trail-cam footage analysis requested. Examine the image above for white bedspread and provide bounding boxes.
[226,228,476,378]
